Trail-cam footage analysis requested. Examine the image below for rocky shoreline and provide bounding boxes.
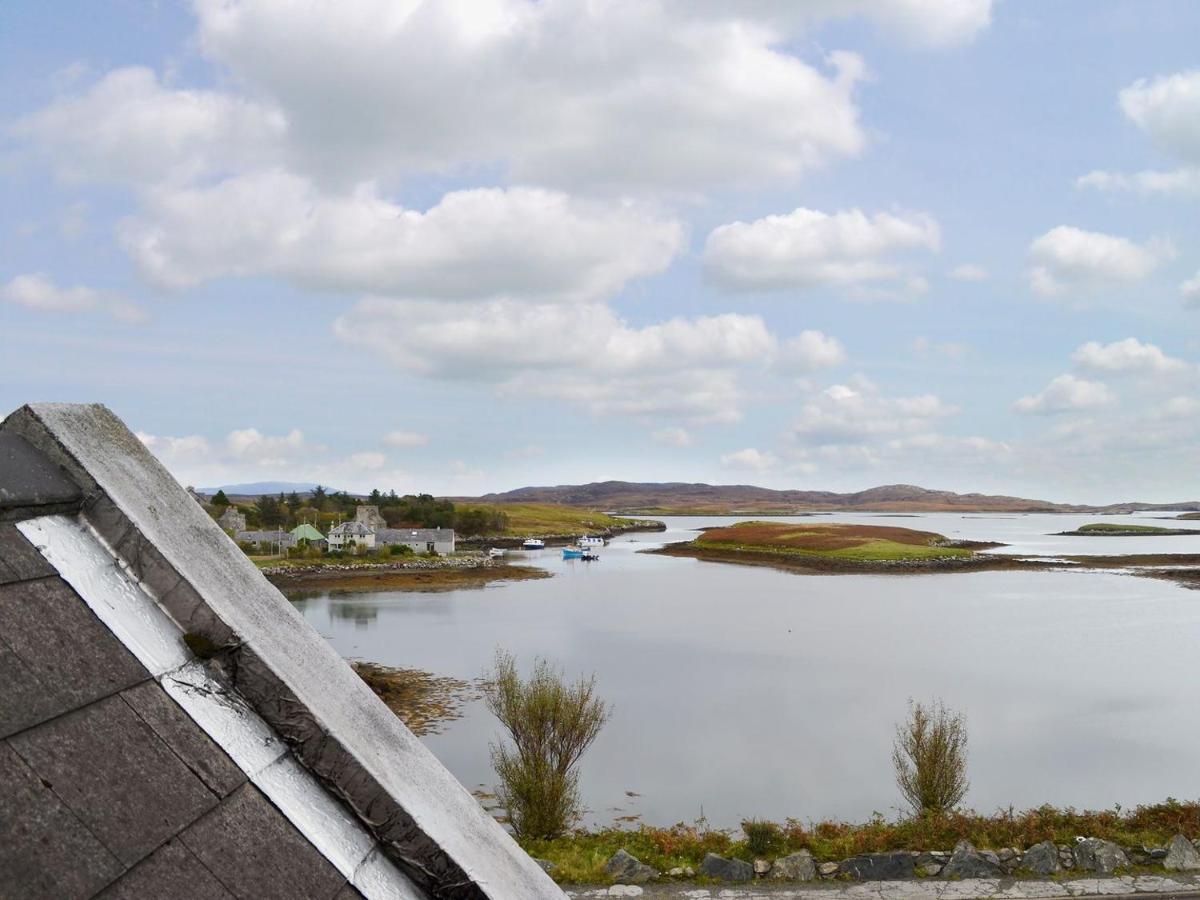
[265,556,550,593]
[569,836,1200,888]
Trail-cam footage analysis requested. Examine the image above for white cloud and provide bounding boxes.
[336,297,794,424]
[1077,168,1200,197]
[349,451,387,471]
[1077,70,1200,198]
[120,175,684,298]
[225,427,308,465]
[652,427,694,447]
[15,66,284,186]
[1013,374,1114,414]
[1026,226,1172,297]
[720,447,778,471]
[774,330,847,374]
[1071,338,1189,375]
[383,431,430,448]
[1118,70,1200,162]
[1,272,146,324]
[704,207,939,294]
[791,376,957,444]
[1181,271,1200,308]
[948,263,988,281]
[335,298,775,378]
[189,0,870,193]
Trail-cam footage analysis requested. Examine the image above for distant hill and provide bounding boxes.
[471,481,1200,514]
[200,481,340,497]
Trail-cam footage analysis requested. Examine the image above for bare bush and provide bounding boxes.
[483,649,611,839]
[892,699,969,815]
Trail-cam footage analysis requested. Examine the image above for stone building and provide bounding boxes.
[0,403,561,899]
[216,505,246,533]
[377,528,456,555]
[355,504,388,530]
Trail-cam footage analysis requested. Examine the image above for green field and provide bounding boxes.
[472,503,660,538]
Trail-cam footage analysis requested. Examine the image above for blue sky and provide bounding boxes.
[2,0,1198,502]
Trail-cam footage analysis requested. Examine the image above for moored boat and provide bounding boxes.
[521,538,545,550]
[579,535,605,547]
[562,545,583,559]
[488,547,506,558]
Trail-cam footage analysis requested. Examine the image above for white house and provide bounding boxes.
[328,520,376,551]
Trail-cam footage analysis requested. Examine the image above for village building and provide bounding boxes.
[216,505,246,533]
[377,527,456,555]
[290,522,326,548]
[0,402,560,899]
[355,504,388,530]
[328,520,376,551]
[234,529,296,551]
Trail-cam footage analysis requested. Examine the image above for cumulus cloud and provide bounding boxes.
[720,447,778,471]
[1071,338,1190,375]
[1181,271,1200,308]
[383,431,430,448]
[1,272,146,323]
[15,67,284,186]
[1013,374,1114,414]
[652,427,694,447]
[120,175,684,298]
[335,297,818,424]
[1027,226,1172,297]
[185,0,872,193]
[704,207,939,294]
[791,376,957,444]
[774,330,848,374]
[1119,70,1200,161]
[1078,70,1200,197]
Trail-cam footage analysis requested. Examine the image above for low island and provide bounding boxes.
[1056,523,1200,537]
[651,521,1012,574]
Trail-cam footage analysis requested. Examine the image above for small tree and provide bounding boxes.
[892,699,969,815]
[212,489,230,508]
[483,649,611,839]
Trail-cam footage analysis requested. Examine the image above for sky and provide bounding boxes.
[2,0,1199,503]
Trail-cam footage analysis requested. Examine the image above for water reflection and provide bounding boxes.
[295,513,1200,828]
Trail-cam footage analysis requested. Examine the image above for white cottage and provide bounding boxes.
[327,520,376,550]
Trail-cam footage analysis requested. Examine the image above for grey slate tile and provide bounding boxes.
[9,694,219,867]
[181,783,347,900]
[0,740,123,900]
[0,576,148,712]
[0,431,82,512]
[0,638,65,738]
[0,523,55,584]
[122,680,246,798]
[96,837,235,900]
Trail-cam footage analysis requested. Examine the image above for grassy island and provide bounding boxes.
[1058,523,1200,537]
[649,521,1011,575]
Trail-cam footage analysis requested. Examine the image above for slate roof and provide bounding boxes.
[0,403,562,900]
[330,521,373,536]
[376,528,455,544]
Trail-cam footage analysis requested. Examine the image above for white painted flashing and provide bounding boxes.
[16,513,424,900]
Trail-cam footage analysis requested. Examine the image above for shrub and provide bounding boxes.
[390,544,414,556]
[893,699,970,815]
[742,819,784,857]
[483,649,611,839]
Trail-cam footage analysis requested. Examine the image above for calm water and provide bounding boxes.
[294,512,1200,827]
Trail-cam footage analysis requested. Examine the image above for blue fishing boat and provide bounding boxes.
[562,545,583,559]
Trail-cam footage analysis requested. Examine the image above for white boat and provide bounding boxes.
[521,538,545,550]
[579,536,605,547]
[488,547,506,558]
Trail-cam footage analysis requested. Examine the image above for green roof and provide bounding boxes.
[290,524,326,541]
